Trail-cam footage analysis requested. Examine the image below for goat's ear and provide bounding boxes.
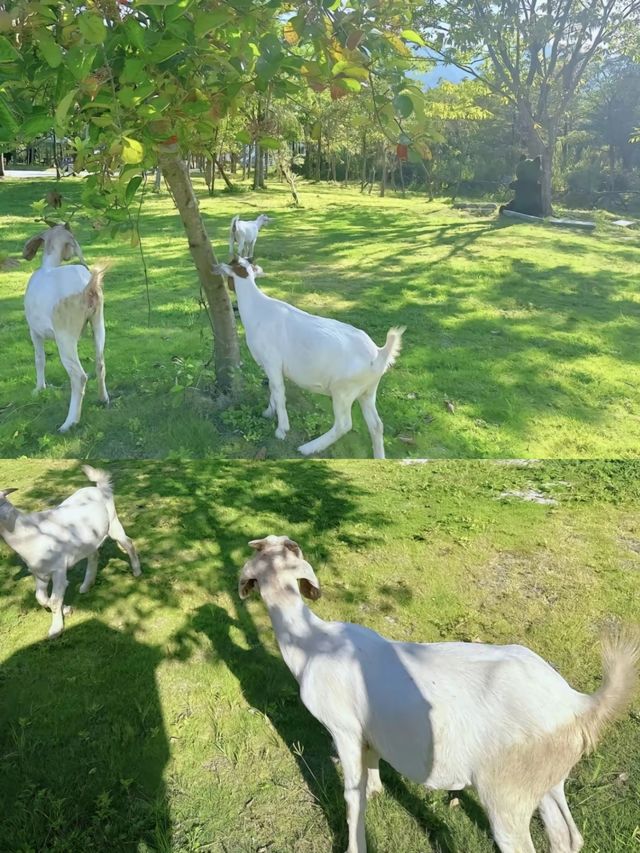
[0,488,18,500]
[251,263,265,277]
[23,234,44,260]
[63,221,71,232]
[248,537,268,551]
[297,560,321,601]
[213,262,233,277]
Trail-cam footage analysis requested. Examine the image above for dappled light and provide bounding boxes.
[1,180,638,459]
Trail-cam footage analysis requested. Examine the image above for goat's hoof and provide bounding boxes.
[262,408,275,419]
[297,442,317,456]
[275,427,288,440]
[58,421,76,433]
[99,394,110,406]
[132,566,142,577]
[63,605,73,615]
[32,386,45,396]
[79,584,91,594]
[48,627,63,639]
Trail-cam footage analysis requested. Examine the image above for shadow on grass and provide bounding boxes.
[0,619,169,852]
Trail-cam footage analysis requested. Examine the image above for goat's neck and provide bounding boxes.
[235,277,268,319]
[265,594,326,683]
[40,248,65,270]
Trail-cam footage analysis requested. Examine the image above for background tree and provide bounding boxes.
[419,0,640,214]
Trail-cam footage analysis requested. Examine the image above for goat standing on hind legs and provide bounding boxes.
[23,224,109,433]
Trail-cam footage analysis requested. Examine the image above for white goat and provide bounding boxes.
[228,213,271,260]
[239,536,640,853]
[23,224,108,432]
[212,258,404,458]
[0,466,140,638]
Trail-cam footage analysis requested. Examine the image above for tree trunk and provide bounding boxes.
[315,134,321,182]
[253,143,264,189]
[154,166,162,192]
[0,152,4,177]
[379,146,386,197]
[158,143,240,392]
[608,144,615,191]
[215,157,233,191]
[204,157,215,195]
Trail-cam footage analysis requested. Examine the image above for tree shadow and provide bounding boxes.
[0,619,169,852]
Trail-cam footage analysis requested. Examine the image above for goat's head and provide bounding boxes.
[0,488,17,503]
[23,223,85,265]
[257,214,271,228]
[213,257,264,292]
[239,535,321,603]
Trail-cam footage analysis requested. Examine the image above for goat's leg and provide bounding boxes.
[55,332,87,432]
[478,790,537,853]
[358,385,385,459]
[48,569,70,638]
[539,782,583,853]
[34,576,50,609]
[335,736,368,853]
[298,393,354,456]
[108,514,141,576]
[91,306,109,404]
[262,387,276,419]
[365,746,383,799]
[265,371,289,439]
[79,552,99,594]
[30,331,47,392]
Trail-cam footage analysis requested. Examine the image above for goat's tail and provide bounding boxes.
[82,465,113,495]
[229,214,240,256]
[577,626,640,753]
[374,326,406,374]
[52,262,108,337]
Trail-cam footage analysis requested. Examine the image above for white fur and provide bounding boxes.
[239,536,640,853]
[0,466,140,638]
[213,258,405,458]
[228,213,270,259]
[23,224,108,432]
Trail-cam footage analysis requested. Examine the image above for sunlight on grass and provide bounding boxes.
[0,458,638,852]
[1,177,638,459]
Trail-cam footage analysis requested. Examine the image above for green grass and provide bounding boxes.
[0,177,639,459]
[0,458,639,852]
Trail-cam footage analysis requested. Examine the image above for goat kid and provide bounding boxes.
[213,258,404,458]
[23,224,108,432]
[228,213,271,260]
[0,466,140,638]
[239,535,640,853]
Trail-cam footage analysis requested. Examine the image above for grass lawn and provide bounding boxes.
[0,458,639,852]
[0,177,639,459]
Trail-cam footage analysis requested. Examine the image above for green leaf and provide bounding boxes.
[123,17,146,52]
[194,10,231,38]
[401,29,425,46]
[125,175,143,204]
[67,44,97,81]
[0,36,20,63]
[150,38,185,64]
[393,93,414,118]
[78,12,107,45]
[55,89,78,129]
[235,130,251,144]
[37,34,63,68]
[258,136,280,150]
[122,136,145,164]
[20,113,53,139]
[0,93,18,137]
[121,59,146,85]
